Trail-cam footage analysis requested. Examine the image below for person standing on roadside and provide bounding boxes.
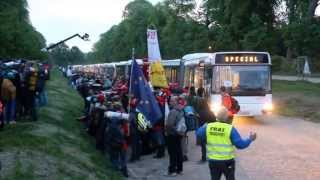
[196,107,256,180]
[165,96,184,176]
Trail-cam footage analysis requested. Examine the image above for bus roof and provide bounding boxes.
[162,59,181,66]
[113,59,144,66]
[182,52,271,65]
[182,53,212,61]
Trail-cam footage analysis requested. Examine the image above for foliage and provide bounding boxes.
[89,0,319,73]
[0,70,122,179]
[0,0,47,60]
[49,44,86,66]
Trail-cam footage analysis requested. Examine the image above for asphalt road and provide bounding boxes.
[127,115,320,180]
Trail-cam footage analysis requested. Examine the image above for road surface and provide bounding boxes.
[272,75,320,83]
[128,115,320,180]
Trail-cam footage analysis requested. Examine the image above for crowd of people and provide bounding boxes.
[0,60,50,129]
[66,66,257,180]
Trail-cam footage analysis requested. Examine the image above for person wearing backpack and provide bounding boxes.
[165,96,185,176]
[105,109,129,178]
[128,99,143,162]
[221,86,239,120]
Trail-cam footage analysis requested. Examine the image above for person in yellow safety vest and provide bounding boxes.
[196,107,257,180]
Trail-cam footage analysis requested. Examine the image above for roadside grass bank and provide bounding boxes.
[273,80,320,122]
[0,70,122,180]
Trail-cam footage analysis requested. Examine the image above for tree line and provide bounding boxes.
[0,0,47,60]
[91,0,320,72]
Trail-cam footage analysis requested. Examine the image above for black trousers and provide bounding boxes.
[166,135,183,173]
[209,159,235,180]
[201,140,206,161]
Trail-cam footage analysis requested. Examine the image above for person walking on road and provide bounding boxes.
[196,107,256,180]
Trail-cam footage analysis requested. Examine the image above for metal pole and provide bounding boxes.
[128,48,135,113]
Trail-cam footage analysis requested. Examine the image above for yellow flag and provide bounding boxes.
[150,61,168,88]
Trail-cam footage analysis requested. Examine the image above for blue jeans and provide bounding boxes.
[37,90,48,107]
[130,132,142,161]
[4,100,16,123]
[151,131,165,146]
[109,148,127,170]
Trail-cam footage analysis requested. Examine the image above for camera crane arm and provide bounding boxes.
[44,33,89,51]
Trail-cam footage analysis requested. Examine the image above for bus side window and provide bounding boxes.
[204,67,212,97]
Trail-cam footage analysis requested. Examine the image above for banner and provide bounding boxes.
[147,29,168,88]
[147,29,161,62]
[150,61,168,88]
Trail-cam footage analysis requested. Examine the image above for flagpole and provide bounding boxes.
[128,48,135,113]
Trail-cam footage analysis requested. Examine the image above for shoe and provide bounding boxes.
[166,172,177,177]
[177,171,183,175]
[198,159,207,164]
[153,155,164,159]
[121,168,129,177]
[129,158,136,163]
[183,155,188,162]
[9,121,16,124]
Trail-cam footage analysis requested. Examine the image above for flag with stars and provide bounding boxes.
[130,59,162,125]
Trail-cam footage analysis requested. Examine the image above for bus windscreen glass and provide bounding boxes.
[212,66,271,96]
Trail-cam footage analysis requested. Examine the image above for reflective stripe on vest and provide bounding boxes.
[137,113,147,131]
[206,122,235,160]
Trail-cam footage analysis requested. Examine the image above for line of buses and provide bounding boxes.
[72,51,273,117]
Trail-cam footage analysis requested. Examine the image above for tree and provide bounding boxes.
[0,0,47,60]
[49,44,85,65]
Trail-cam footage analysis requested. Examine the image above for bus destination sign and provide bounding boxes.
[215,53,269,64]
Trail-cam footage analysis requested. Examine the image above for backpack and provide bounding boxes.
[230,97,240,114]
[183,106,197,131]
[176,112,187,136]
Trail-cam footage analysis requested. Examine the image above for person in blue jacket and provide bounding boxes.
[196,107,257,180]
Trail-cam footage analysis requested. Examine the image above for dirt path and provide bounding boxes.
[128,115,320,180]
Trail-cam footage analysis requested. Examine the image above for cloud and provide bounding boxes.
[28,0,162,52]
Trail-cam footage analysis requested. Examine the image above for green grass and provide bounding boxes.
[0,69,122,180]
[273,80,320,122]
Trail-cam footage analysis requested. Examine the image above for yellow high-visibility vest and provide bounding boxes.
[206,122,235,160]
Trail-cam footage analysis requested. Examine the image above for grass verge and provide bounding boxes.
[273,80,320,122]
[0,69,122,180]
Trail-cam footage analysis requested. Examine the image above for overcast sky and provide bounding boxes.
[28,0,162,53]
[28,0,320,53]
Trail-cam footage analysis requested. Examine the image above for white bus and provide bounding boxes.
[161,59,181,84]
[182,52,273,116]
[113,59,144,79]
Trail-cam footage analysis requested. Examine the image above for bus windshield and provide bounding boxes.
[212,66,271,96]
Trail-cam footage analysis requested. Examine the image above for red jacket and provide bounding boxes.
[0,101,3,113]
[122,122,130,150]
[222,93,234,116]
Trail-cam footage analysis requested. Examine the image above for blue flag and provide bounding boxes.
[130,59,162,125]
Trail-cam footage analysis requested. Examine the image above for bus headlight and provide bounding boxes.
[210,103,222,115]
[263,103,273,111]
